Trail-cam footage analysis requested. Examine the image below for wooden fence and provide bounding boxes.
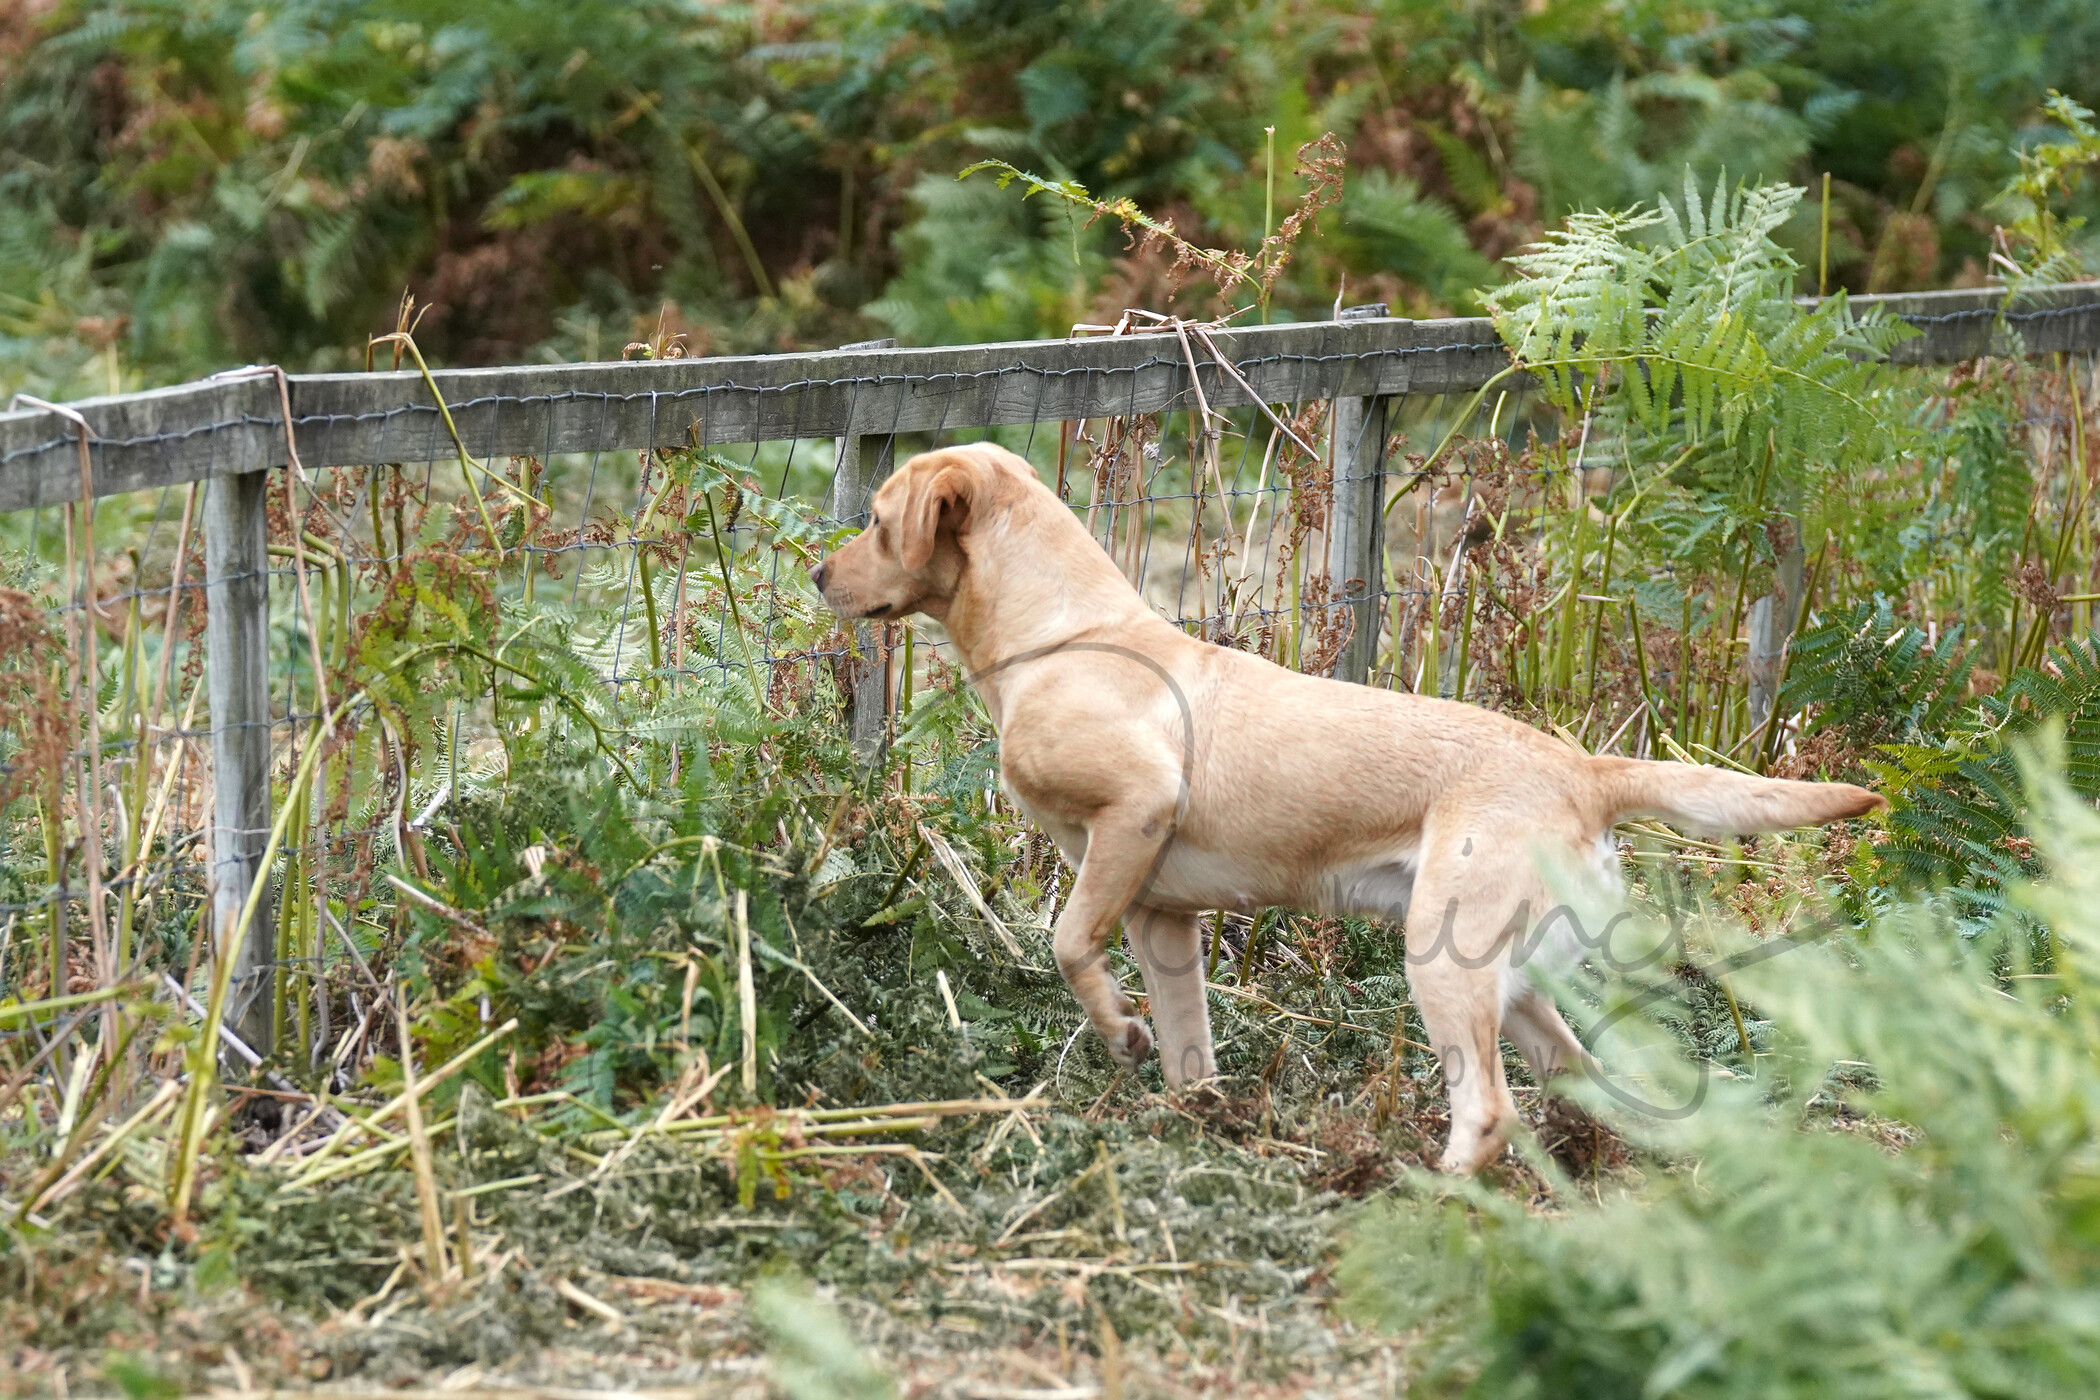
[5,281,2098,1053]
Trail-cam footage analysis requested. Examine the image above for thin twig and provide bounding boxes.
[394,983,451,1279]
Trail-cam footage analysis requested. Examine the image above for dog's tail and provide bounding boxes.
[1587,755,1887,838]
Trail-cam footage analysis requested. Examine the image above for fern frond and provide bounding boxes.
[1487,175,1912,490]
[1866,637,2100,894]
[1945,400,2033,619]
[1784,601,1975,749]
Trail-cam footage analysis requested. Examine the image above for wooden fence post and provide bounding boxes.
[831,338,899,756]
[1327,304,1394,685]
[833,433,897,755]
[205,467,276,1057]
[829,351,899,755]
[1746,508,1806,750]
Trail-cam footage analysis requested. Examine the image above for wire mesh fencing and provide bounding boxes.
[2,282,2098,1099]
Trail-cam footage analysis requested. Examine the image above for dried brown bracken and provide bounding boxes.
[0,588,73,811]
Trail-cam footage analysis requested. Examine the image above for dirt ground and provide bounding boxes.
[2,1071,1613,1400]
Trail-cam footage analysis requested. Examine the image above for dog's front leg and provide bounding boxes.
[1052,805,1177,1072]
[1125,905,1215,1087]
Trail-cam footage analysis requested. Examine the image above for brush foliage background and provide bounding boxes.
[5,0,2100,399]
[9,4,2100,1396]
[1341,750,2100,1398]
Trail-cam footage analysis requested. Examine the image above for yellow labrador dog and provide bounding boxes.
[812,443,1884,1172]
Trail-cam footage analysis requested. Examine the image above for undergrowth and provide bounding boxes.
[6,124,2100,1393]
[1343,748,2100,1398]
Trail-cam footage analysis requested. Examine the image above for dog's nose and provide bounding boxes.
[811,558,830,590]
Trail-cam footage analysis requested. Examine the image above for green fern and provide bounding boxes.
[1783,600,1975,751]
[1945,397,2034,622]
[1868,637,2100,896]
[1336,169,1494,312]
[1996,639,2100,790]
[1512,68,1810,221]
[1489,173,1912,498]
[1991,91,2100,285]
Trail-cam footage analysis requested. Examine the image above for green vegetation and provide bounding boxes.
[1343,751,2100,1398]
[5,0,2100,400]
[0,404,1436,1392]
[8,3,2100,1395]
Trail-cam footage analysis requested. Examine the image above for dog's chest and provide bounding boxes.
[1000,777,1265,912]
[999,780,1087,866]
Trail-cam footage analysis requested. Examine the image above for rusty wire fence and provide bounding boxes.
[2,284,2099,1096]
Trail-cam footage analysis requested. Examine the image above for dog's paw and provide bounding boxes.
[1105,1017,1154,1071]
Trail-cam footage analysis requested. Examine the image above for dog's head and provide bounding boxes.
[812,445,1018,620]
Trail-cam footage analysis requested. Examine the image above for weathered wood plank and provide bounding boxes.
[5,283,2098,509]
[0,377,279,513]
[1840,283,2100,363]
[1325,393,1391,685]
[284,317,1449,470]
[1390,315,1507,395]
[203,468,278,1056]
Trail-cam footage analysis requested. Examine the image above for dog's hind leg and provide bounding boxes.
[1502,985,1592,1087]
[1125,905,1215,1087]
[1404,836,1541,1173]
[1406,949,1518,1172]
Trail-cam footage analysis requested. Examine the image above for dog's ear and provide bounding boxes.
[897,456,973,571]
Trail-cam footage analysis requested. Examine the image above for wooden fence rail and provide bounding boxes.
[7,284,2099,513]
